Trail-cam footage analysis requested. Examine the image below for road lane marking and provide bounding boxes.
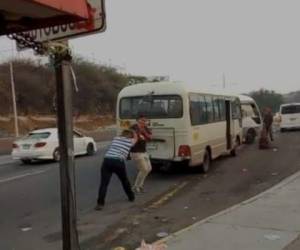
[148,181,188,209]
[0,169,49,184]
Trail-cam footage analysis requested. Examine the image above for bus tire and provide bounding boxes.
[201,150,211,173]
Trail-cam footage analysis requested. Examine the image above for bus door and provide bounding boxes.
[225,100,232,150]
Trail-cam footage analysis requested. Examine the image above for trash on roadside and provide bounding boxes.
[156,231,169,238]
[192,217,197,220]
[133,221,140,226]
[184,206,189,210]
[113,247,126,250]
[136,240,167,250]
[271,172,278,176]
[161,218,168,223]
[242,168,248,172]
[273,148,278,152]
[264,234,281,241]
[21,227,32,232]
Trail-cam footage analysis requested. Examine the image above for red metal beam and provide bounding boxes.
[26,0,89,19]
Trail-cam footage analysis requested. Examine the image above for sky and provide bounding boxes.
[1,0,300,94]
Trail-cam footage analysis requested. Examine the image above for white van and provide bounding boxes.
[116,82,243,172]
[279,103,300,132]
[239,95,262,143]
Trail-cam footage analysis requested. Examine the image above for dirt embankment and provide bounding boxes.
[0,115,115,138]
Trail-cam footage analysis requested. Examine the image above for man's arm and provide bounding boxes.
[141,126,152,141]
[131,131,138,145]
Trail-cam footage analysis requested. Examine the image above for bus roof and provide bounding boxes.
[238,95,256,103]
[118,81,239,99]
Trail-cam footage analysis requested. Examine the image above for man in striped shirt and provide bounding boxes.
[95,129,138,210]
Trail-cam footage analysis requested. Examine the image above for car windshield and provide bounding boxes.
[281,105,300,114]
[120,95,183,119]
[26,132,51,139]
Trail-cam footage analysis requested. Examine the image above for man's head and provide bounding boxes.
[136,114,148,127]
[121,129,134,138]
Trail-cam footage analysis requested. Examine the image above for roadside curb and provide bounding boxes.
[156,169,300,245]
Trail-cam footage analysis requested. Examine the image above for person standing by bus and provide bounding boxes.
[263,107,274,141]
[130,114,153,194]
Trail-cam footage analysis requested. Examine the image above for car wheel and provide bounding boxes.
[53,148,60,162]
[201,150,211,173]
[21,159,32,164]
[86,143,95,156]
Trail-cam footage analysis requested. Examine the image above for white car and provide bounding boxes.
[279,103,300,132]
[12,128,97,164]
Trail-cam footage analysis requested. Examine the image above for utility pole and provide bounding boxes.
[53,41,80,250]
[9,61,19,137]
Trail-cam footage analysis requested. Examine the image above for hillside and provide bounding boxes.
[284,91,300,103]
[0,58,146,116]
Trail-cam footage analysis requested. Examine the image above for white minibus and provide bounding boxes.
[239,95,262,143]
[279,103,300,132]
[116,82,242,172]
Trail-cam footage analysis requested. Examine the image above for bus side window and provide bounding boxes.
[198,95,208,124]
[213,97,221,121]
[190,94,201,125]
[205,96,214,123]
[218,98,226,121]
[232,99,242,119]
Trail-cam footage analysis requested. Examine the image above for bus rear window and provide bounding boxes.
[120,95,183,119]
[281,105,300,114]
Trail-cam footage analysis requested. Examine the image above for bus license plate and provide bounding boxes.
[22,144,31,149]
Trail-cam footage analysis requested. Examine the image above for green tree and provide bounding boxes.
[248,89,284,113]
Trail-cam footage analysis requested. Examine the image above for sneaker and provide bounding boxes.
[94,204,104,211]
[132,187,141,194]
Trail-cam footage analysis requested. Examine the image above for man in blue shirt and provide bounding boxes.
[95,129,138,210]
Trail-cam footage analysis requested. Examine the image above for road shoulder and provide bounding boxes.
[160,170,300,250]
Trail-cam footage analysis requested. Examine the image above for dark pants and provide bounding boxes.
[266,125,274,141]
[97,158,134,206]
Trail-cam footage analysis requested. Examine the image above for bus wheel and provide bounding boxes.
[201,150,211,173]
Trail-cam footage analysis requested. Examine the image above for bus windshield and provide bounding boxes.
[119,95,183,119]
[242,103,260,118]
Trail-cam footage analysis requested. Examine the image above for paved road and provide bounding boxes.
[0,142,188,250]
[1,131,300,250]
